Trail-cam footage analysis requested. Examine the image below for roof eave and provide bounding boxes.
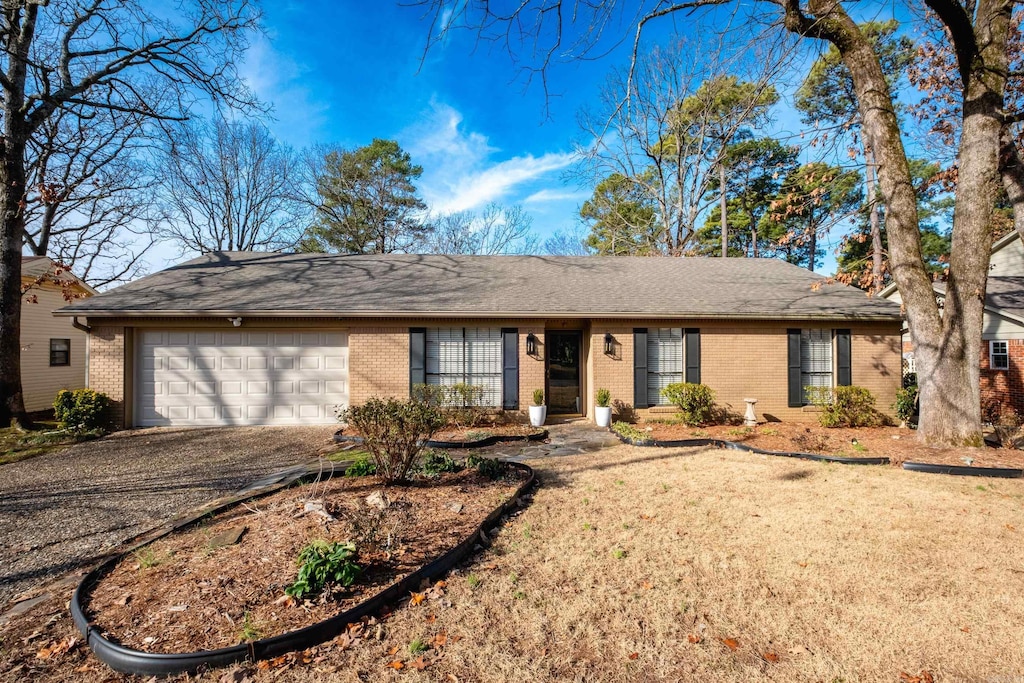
[54,308,903,322]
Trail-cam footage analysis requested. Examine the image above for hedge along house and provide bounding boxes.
[55,252,904,429]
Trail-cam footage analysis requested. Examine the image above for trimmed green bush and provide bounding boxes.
[893,385,919,425]
[339,397,447,483]
[53,388,109,432]
[809,385,885,428]
[532,388,544,406]
[596,388,611,408]
[660,383,716,426]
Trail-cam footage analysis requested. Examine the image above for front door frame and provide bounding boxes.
[545,329,583,415]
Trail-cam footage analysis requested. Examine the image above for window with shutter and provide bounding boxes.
[800,329,833,403]
[426,328,503,406]
[647,328,683,406]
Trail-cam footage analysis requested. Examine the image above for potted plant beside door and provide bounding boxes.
[595,388,612,427]
[529,389,546,427]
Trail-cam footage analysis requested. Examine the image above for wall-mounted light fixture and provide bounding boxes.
[228,317,243,327]
[604,332,615,356]
[526,333,538,356]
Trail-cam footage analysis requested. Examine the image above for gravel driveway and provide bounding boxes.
[0,425,336,607]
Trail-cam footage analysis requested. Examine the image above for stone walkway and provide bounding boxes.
[482,419,621,460]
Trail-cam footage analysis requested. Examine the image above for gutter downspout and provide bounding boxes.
[72,317,91,387]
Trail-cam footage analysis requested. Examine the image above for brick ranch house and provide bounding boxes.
[882,231,1024,419]
[55,252,903,429]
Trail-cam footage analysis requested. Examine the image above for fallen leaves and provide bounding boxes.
[628,652,640,660]
[387,660,405,670]
[762,651,780,663]
[900,671,935,683]
[35,637,77,660]
[409,592,426,606]
[409,656,428,670]
[687,634,703,644]
[720,637,740,651]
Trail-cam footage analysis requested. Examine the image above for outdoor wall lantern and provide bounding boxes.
[604,333,615,356]
[526,333,538,356]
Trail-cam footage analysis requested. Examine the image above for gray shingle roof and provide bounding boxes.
[935,277,1024,322]
[57,251,902,321]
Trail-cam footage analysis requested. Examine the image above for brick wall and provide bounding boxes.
[518,324,545,409]
[348,327,409,404]
[88,325,126,428]
[980,339,1024,418]
[590,320,901,424]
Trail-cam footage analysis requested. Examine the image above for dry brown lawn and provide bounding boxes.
[6,444,1024,682]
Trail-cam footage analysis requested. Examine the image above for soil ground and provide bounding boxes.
[82,467,525,654]
[637,420,1024,469]
[4,441,1023,682]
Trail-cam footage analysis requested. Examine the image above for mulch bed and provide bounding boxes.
[637,420,1024,470]
[337,423,545,444]
[81,468,526,655]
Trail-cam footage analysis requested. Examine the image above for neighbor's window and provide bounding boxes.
[647,328,683,406]
[49,338,70,367]
[990,340,1009,370]
[426,328,502,406]
[801,329,832,403]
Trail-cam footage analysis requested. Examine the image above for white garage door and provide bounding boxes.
[135,329,348,427]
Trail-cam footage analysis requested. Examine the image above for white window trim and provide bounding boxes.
[990,340,1009,370]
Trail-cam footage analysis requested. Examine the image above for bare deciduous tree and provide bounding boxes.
[0,0,259,425]
[23,103,158,287]
[159,118,305,254]
[425,203,538,255]
[576,37,785,256]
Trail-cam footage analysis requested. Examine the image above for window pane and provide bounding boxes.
[647,328,683,406]
[801,329,832,403]
[425,328,502,407]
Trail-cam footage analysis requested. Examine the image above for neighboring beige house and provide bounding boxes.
[881,231,1024,417]
[56,252,903,429]
[21,256,96,413]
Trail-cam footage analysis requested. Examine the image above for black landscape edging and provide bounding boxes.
[610,431,890,465]
[902,461,1023,478]
[72,461,536,677]
[333,429,548,449]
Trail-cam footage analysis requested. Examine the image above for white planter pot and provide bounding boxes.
[595,406,612,428]
[529,405,547,427]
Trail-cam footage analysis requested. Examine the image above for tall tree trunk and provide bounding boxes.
[0,138,29,427]
[865,145,884,293]
[720,161,728,257]
[782,0,1008,446]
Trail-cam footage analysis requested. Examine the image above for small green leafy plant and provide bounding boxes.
[466,573,481,589]
[240,611,261,641]
[53,388,110,432]
[612,421,651,443]
[532,388,544,406]
[596,388,611,408]
[466,453,508,479]
[285,540,361,599]
[661,383,717,426]
[409,638,428,655]
[344,455,377,477]
[418,449,462,476]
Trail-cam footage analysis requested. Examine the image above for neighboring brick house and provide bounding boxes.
[21,256,96,412]
[56,252,903,428]
[882,231,1024,419]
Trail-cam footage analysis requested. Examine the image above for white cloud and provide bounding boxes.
[402,102,575,214]
[523,188,590,204]
[236,34,330,147]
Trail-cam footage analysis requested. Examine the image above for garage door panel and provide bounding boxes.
[136,329,348,426]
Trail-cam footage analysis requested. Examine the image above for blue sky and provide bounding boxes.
[140,1,916,275]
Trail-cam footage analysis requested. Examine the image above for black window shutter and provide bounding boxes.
[684,328,701,384]
[502,328,519,410]
[409,328,426,394]
[633,328,648,408]
[787,329,803,407]
[836,329,852,386]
